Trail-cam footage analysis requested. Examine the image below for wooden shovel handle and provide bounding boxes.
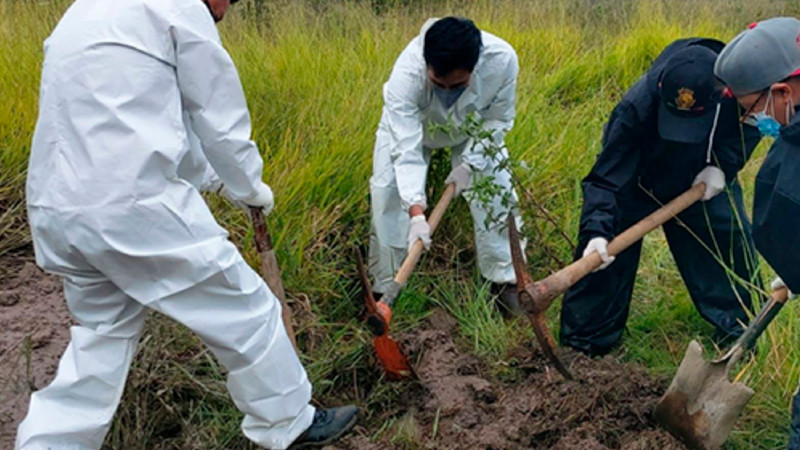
[251,208,298,353]
[532,183,706,312]
[394,183,457,285]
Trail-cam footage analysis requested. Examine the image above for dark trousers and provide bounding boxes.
[560,182,760,356]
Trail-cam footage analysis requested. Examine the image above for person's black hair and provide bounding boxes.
[423,17,482,78]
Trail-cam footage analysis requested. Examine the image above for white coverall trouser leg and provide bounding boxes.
[368,138,523,294]
[16,204,313,450]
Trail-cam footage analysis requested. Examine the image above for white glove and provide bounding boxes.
[220,182,275,217]
[408,215,432,252]
[693,166,726,201]
[445,162,473,196]
[771,276,795,298]
[583,237,615,272]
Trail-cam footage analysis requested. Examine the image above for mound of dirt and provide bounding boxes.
[334,310,685,449]
[0,256,686,450]
[0,258,72,448]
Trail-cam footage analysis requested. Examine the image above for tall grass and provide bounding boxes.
[3,0,800,448]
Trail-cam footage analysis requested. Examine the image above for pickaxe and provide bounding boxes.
[509,182,706,379]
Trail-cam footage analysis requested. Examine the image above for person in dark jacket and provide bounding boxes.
[713,17,800,449]
[560,38,762,356]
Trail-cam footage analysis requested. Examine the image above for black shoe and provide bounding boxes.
[490,283,525,317]
[289,405,359,448]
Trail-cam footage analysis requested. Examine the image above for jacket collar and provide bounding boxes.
[779,105,800,144]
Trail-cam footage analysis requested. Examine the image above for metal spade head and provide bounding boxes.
[373,334,415,380]
[654,340,754,450]
[354,248,415,380]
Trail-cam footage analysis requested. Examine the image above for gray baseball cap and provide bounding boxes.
[714,17,800,95]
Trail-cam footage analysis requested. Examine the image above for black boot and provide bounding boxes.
[289,405,359,448]
[490,283,525,317]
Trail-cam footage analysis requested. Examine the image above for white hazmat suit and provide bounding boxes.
[369,19,524,293]
[17,0,313,449]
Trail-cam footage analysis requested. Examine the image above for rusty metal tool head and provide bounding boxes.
[507,214,573,380]
[354,248,415,380]
[353,184,457,380]
[654,287,790,449]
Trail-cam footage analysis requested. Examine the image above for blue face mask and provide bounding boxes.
[434,86,466,109]
[753,111,782,138]
[747,90,783,138]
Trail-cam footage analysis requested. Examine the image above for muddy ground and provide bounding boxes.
[334,310,685,450]
[0,255,73,449]
[0,254,685,449]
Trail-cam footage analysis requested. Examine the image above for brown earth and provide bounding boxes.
[0,256,73,449]
[332,309,686,450]
[0,255,685,449]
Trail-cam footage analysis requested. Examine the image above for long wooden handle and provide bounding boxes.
[532,183,706,312]
[394,183,457,285]
[606,184,706,256]
[251,208,298,353]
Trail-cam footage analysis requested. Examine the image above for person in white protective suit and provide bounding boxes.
[16,0,357,449]
[369,16,525,314]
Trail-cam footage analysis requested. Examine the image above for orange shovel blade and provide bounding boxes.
[373,334,415,380]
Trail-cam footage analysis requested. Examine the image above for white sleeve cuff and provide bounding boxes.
[400,194,427,212]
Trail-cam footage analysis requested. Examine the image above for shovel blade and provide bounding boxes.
[655,340,755,450]
[373,335,415,380]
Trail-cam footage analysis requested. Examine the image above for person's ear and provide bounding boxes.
[773,82,792,100]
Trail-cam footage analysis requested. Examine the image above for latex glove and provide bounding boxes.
[583,237,615,272]
[693,166,726,201]
[408,215,432,252]
[445,162,473,196]
[771,276,796,298]
[220,182,275,217]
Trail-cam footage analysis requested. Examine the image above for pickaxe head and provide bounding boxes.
[508,214,573,380]
[354,248,415,380]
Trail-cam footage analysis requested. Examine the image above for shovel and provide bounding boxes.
[654,287,791,450]
[360,182,457,379]
[355,248,415,379]
[251,207,298,353]
[509,183,706,379]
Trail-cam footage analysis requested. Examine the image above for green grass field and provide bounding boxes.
[3,0,800,448]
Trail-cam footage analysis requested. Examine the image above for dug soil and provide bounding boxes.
[334,309,685,450]
[0,256,73,449]
[0,254,685,449]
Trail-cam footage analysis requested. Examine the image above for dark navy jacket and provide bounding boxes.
[753,109,800,292]
[579,38,761,240]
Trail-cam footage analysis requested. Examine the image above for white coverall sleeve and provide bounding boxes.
[197,157,223,192]
[384,55,428,211]
[169,2,264,201]
[461,51,518,171]
[176,111,223,192]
